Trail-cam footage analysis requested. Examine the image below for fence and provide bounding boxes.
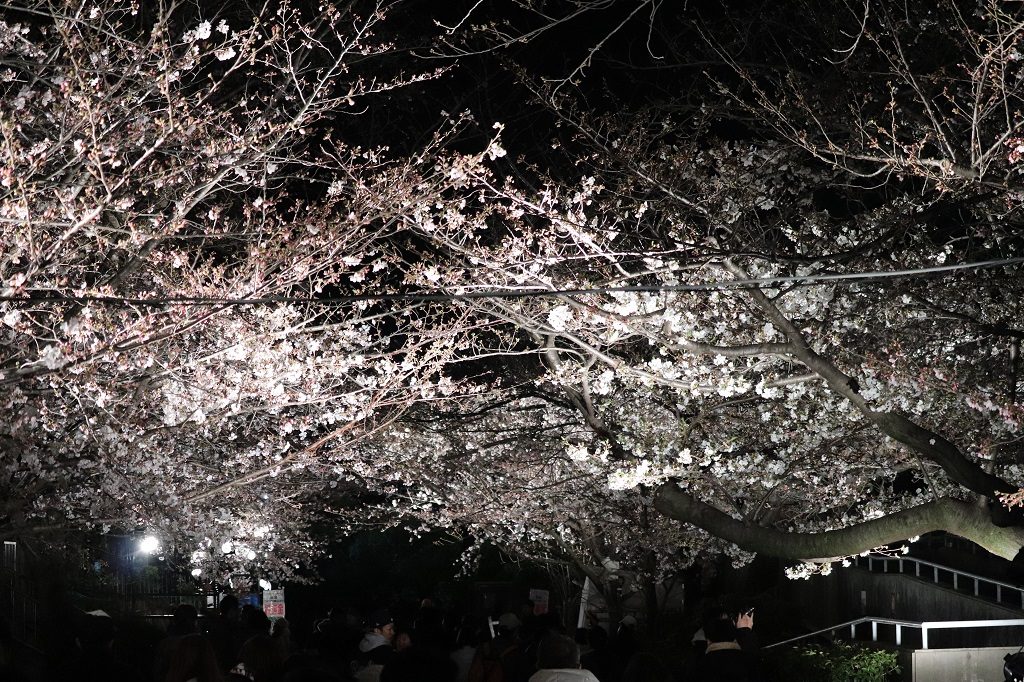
[765,616,1024,650]
[854,553,1024,608]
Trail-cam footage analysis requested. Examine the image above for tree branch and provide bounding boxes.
[722,259,1016,498]
[654,484,1024,562]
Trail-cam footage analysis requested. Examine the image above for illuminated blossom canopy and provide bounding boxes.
[1,0,1022,590]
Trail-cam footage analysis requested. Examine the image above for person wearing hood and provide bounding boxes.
[355,609,396,682]
[528,634,599,682]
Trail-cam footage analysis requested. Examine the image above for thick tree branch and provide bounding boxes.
[654,484,1024,562]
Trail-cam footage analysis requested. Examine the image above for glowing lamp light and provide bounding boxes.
[221,541,234,554]
[138,535,160,554]
[191,568,202,577]
[258,579,271,591]
[245,549,257,560]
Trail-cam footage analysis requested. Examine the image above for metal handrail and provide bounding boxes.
[764,616,1024,650]
[920,618,1024,647]
[764,616,917,649]
[856,553,1024,607]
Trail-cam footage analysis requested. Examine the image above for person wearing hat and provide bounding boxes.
[355,608,396,682]
[498,612,521,633]
[468,612,524,682]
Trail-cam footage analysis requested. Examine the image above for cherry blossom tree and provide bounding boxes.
[0,0,493,582]
[336,389,719,619]
[3,0,1024,593]
[371,140,1022,587]
[354,0,1024,585]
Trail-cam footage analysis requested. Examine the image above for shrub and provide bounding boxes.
[769,642,899,682]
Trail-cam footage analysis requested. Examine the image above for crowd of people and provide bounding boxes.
[41,596,764,682]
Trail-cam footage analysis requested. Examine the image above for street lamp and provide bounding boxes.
[138,535,160,554]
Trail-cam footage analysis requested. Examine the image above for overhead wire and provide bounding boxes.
[0,256,1020,307]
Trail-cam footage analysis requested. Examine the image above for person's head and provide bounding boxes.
[271,618,290,638]
[536,633,580,670]
[394,630,413,652]
[168,603,199,636]
[496,612,520,637]
[219,594,240,617]
[621,652,672,682]
[164,633,221,682]
[703,617,738,645]
[368,608,395,641]
[242,605,272,635]
[77,612,116,652]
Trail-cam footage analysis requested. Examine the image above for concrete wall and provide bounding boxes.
[912,647,1020,682]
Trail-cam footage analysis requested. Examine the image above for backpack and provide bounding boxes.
[1005,646,1024,682]
[468,642,517,682]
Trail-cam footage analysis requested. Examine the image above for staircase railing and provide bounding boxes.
[854,553,1024,608]
[765,616,1024,650]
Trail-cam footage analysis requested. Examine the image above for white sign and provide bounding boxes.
[530,588,549,615]
[263,589,285,619]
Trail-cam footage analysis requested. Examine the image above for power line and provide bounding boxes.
[1,257,1020,307]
